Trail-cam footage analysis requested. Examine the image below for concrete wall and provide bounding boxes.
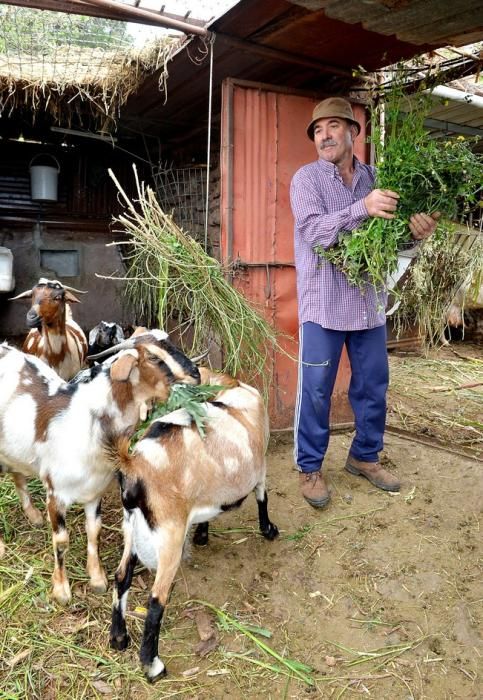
[0,222,133,341]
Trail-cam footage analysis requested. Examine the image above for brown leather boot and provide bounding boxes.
[299,471,331,508]
[345,455,400,492]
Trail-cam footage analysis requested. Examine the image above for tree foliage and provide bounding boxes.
[0,6,130,54]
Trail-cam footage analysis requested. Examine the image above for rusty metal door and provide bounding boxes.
[220,79,368,429]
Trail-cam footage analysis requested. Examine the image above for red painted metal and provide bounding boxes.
[221,79,369,429]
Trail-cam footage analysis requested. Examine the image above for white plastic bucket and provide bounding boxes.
[0,246,15,292]
[29,154,60,202]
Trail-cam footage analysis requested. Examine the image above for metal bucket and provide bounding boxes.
[29,154,60,202]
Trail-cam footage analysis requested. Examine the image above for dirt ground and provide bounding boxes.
[0,345,481,699]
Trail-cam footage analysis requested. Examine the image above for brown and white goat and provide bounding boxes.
[0,331,200,603]
[10,277,88,381]
[109,368,279,681]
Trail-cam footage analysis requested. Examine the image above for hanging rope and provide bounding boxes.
[204,32,215,251]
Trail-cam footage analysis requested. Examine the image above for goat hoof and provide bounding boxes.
[52,582,72,605]
[26,508,44,527]
[89,574,108,594]
[144,657,167,683]
[110,634,131,651]
[193,531,209,546]
[262,523,279,540]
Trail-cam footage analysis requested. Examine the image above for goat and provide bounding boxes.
[109,368,279,681]
[10,277,88,381]
[446,280,483,329]
[88,321,125,363]
[0,331,200,603]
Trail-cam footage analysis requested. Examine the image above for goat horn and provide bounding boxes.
[63,285,88,294]
[9,289,33,301]
[191,349,209,364]
[87,338,137,360]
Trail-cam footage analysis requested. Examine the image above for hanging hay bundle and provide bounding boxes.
[108,166,279,390]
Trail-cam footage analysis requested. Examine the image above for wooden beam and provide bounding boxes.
[0,0,208,32]
[423,117,483,137]
[214,32,353,79]
[81,0,208,35]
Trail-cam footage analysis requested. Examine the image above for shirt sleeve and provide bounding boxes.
[290,169,370,250]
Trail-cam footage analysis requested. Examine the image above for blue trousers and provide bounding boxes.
[294,322,389,473]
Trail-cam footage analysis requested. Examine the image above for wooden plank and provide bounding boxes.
[0,0,208,30]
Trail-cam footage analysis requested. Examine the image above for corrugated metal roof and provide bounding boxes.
[297,0,483,47]
[120,0,483,142]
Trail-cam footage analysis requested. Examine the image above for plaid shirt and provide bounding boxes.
[291,157,387,331]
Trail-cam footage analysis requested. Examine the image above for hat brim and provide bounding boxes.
[307,117,361,141]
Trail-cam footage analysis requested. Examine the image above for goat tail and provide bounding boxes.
[116,434,133,471]
[102,431,132,472]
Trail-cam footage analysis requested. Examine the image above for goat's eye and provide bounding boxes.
[147,353,160,362]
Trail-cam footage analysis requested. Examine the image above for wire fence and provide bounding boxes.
[152,163,207,244]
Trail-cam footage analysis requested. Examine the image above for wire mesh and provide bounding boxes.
[152,163,207,244]
[0,5,134,84]
[0,4,173,127]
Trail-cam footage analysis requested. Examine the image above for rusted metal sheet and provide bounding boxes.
[220,79,369,429]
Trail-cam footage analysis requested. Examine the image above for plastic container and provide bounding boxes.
[0,246,15,292]
[29,154,60,202]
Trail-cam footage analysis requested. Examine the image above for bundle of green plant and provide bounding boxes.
[315,82,482,291]
[129,383,224,449]
[393,220,483,348]
[108,166,279,392]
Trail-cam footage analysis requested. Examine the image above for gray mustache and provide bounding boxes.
[321,140,337,147]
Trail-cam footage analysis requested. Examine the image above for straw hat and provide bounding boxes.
[307,97,361,140]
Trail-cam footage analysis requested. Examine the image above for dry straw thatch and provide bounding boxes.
[0,5,177,130]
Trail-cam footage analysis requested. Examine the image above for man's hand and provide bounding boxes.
[409,211,441,240]
[364,189,400,219]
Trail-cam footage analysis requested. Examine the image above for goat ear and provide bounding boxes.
[65,291,81,304]
[9,289,33,301]
[110,353,137,382]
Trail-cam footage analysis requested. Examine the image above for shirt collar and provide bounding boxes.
[317,156,361,180]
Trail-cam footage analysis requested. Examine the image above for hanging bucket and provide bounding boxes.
[29,154,60,202]
[0,246,15,292]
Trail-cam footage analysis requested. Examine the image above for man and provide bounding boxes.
[290,97,439,508]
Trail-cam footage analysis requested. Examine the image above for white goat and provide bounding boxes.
[0,332,200,603]
[109,368,279,681]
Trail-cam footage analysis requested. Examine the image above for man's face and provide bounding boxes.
[313,117,356,166]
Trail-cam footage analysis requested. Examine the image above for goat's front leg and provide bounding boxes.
[254,481,279,540]
[12,473,43,526]
[0,537,4,558]
[85,499,108,593]
[110,513,137,652]
[140,526,186,682]
[46,489,71,604]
